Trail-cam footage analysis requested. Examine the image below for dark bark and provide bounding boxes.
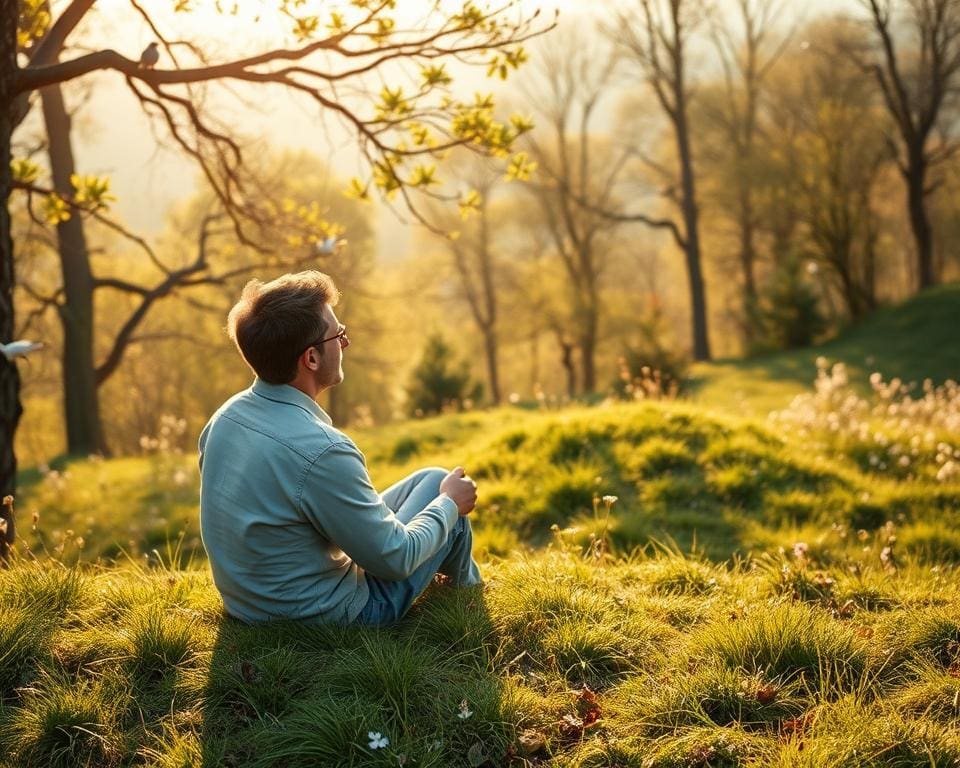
[905,154,935,288]
[673,40,711,361]
[738,189,758,342]
[450,194,501,406]
[861,0,958,290]
[614,0,711,361]
[41,78,107,456]
[1,0,21,557]
[557,333,576,399]
[477,200,501,405]
[578,279,598,392]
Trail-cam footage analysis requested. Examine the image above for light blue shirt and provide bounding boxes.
[198,379,459,624]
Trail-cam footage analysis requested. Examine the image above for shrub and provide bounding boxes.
[405,334,481,417]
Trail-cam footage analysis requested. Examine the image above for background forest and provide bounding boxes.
[8,0,960,469]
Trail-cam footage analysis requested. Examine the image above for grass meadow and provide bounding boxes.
[2,288,960,767]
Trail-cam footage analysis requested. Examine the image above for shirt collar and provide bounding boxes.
[251,378,333,425]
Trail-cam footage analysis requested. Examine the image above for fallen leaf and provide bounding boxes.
[517,728,547,755]
[576,685,602,725]
[558,713,584,739]
[780,711,815,740]
[756,683,778,705]
[466,741,485,767]
[238,660,261,684]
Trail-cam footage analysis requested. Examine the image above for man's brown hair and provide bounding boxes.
[227,271,340,384]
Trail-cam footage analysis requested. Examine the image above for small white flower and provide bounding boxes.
[368,732,389,750]
[602,495,618,506]
[457,699,474,720]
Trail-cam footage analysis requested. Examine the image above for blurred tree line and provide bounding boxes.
[10,0,960,467]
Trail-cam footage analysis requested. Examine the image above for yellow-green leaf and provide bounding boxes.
[43,194,71,224]
[505,152,537,182]
[11,158,40,185]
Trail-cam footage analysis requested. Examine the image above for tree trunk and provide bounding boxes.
[738,190,758,345]
[834,258,866,320]
[41,80,107,456]
[674,73,711,361]
[1,0,21,557]
[579,284,598,393]
[558,335,576,399]
[905,152,935,290]
[529,330,539,394]
[477,205,500,405]
[676,118,710,360]
[482,327,500,406]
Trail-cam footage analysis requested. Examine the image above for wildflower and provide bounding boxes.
[793,542,809,559]
[368,732,389,750]
[880,545,897,573]
[457,699,474,720]
[602,495,618,506]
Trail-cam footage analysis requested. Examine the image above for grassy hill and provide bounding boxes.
[2,541,960,767]
[689,283,960,415]
[3,286,959,766]
[13,399,960,567]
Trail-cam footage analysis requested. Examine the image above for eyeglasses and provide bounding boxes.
[302,324,348,357]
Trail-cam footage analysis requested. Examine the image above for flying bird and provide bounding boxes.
[317,236,347,255]
[139,42,160,69]
[0,340,44,361]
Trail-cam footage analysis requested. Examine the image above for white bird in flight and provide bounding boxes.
[0,340,43,361]
[317,236,347,255]
[139,42,160,69]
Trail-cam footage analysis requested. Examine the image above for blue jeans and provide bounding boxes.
[355,467,482,625]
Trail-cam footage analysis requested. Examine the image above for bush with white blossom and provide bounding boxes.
[769,358,959,483]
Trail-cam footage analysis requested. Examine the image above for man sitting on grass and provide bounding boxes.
[198,270,481,625]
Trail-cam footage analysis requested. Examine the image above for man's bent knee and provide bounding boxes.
[421,466,448,487]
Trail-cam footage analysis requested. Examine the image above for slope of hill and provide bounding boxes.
[689,283,960,415]
[4,333,960,765]
[1,546,959,767]
[13,398,960,566]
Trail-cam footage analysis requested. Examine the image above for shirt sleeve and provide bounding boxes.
[299,441,459,581]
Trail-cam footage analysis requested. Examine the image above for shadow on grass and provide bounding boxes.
[200,585,505,768]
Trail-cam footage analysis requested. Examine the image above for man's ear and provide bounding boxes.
[303,346,320,370]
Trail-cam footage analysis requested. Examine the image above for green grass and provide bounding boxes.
[14,399,958,565]
[4,284,960,765]
[689,282,960,415]
[1,551,958,767]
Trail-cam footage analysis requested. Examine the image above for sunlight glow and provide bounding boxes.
[83,0,580,59]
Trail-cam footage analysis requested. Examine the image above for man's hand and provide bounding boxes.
[440,466,478,516]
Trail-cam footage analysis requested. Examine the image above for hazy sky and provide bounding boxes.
[20,0,859,261]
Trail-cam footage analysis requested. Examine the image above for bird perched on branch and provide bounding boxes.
[139,42,160,69]
[0,340,43,361]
